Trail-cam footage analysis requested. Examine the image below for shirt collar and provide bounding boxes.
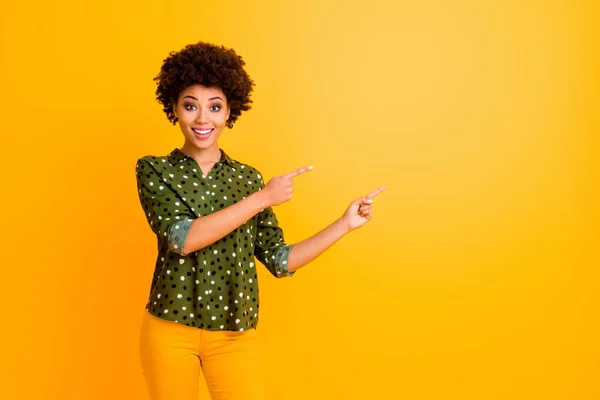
[167,148,236,168]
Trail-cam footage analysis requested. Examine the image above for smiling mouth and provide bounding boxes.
[192,128,214,135]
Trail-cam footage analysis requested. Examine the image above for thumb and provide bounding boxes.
[352,196,373,207]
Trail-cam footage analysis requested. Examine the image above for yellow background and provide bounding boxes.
[1,0,598,399]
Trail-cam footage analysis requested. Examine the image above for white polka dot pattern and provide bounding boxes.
[135,148,294,332]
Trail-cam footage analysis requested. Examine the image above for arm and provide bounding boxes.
[251,166,315,278]
[251,164,386,275]
[183,166,314,257]
[287,187,387,273]
[286,217,350,273]
[182,192,268,255]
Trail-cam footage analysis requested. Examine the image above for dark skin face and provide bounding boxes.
[173,84,231,174]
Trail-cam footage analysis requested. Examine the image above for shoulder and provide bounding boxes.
[135,154,176,184]
[136,154,171,166]
[135,152,178,174]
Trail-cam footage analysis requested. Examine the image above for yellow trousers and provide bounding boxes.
[139,311,265,400]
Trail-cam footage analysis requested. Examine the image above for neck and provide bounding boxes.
[180,142,221,164]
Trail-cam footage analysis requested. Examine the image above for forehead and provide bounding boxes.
[178,84,226,101]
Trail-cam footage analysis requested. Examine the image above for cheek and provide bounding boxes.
[178,112,194,126]
[215,115,228,128]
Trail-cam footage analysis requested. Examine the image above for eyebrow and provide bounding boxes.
[182,95,224,101]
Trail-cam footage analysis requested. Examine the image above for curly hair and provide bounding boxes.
[154,42,255,129]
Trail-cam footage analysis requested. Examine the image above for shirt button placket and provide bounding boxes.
[207,163,220,213]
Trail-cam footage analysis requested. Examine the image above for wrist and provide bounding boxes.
[336,216,352,235]
[251,190,271,210]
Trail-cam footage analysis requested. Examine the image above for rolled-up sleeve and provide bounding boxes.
[253,204,294,278]
[135,158,195,255]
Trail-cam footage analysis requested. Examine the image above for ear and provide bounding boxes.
[226,107,231,120]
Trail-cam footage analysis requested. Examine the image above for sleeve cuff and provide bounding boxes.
[273,244,295,278]
[167,217,194,255]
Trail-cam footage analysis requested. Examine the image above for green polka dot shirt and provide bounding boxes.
[135,148,294,331]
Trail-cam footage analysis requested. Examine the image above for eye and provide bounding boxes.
[184,103,197,111]
[210,105,222,112]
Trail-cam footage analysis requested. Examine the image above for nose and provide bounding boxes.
[195,108,209,124]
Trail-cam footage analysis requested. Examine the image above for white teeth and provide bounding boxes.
[193,128,213,135]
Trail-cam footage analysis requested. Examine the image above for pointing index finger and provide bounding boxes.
[366,186,388,199]
[283,165,313,179]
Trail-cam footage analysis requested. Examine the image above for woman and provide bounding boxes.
[136,41,386,400]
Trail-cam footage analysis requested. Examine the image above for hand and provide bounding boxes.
[341,186,387,232]
[261,165,313,207]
